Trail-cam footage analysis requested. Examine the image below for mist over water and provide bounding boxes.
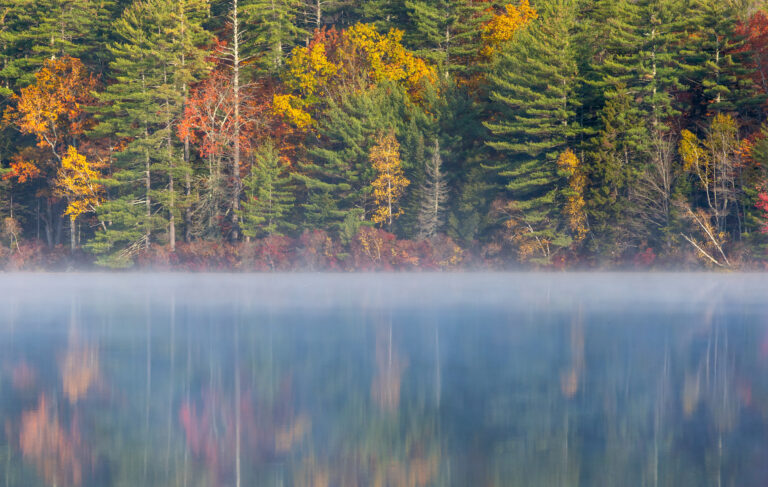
[1,273,768,486]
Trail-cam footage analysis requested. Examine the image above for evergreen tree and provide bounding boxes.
[88,0,210,266]
[243,0,306,72]
[0,0,114,91]
[583,0,685,253]
[239,141,296,237]
[484,0,581,262]
[679,0,760,118]
[296,83,427,235]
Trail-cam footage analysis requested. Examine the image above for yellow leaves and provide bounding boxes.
[344,23,437,93]
[272,94,313,128]
[274,24,436,128]
[370,132,409,225]
[481,0,538,56]
[55,146,104,221]
[502,209,551,262]
[285,42,339,97]
[557,149,588,241]
[680,129,707,172]
[275,414,311,453]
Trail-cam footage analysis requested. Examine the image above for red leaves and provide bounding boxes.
[756,191,768,234]
[737,11,768,98]
[178,62,285,162]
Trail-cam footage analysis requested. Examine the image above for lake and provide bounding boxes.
[1,273,767,486]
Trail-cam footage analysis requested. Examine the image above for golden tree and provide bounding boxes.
[370,132,409,226]
[4,56,96,249]
[556,149,588,242]
[55,146,105,233]
[273,24,436,128]
[481,0,538,57]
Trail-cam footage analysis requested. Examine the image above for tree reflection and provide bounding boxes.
[371,323,407,414]
[19,396,86,487]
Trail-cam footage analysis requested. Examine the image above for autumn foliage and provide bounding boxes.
[8,56,95,149]
[273,24,436,128]
[370,132,409,226]
[481,1,538,56]
[55,146,104,222]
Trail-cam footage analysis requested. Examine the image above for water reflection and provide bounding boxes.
[0,273,767,486]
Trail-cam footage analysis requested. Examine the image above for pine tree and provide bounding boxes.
[678,0,760,118]
[484,0,581,262]
[243,0,306,72]
[295,84,413,234]
[239,141,296,237]
[582,0,685,253]
[0,0,114,90]
[88,0,210,266]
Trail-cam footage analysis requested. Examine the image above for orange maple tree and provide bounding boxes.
[6,56,96,162]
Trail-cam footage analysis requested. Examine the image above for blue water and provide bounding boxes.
[1,273,767,486]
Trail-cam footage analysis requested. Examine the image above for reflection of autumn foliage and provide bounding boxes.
[373,454,440,487]
[371,326,408,413]
[61,339,100,403]
[179,377,311,486]
[11,361,37,391]
[19,396,85,487]
[560,315,584,399]
[295,451,440,487]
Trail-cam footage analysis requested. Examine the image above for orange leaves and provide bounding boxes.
[8,56,96,150]
[481,0,538,56]
[274,24,437,128]
[55,146,104,221]
[179,67,274,159]
[20,396,84,487]
[556,149,587,242]
[3,158,41,183]
[370,132,409,226]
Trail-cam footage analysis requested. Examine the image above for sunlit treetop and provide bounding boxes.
[6,56,96,151]
[481,0,538,57]
[274,24,437,129]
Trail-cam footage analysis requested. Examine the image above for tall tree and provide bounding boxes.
[244,0,306,72]
[484,0,581,263]
[89,0,210,266]
[417,139,447,238]
[370,131,409,227]
[239,141,296,237]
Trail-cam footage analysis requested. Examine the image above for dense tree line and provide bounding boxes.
[1,0,768,269]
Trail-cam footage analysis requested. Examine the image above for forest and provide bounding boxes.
[1,0,768,270]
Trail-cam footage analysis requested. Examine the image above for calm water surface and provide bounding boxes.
[1,273,768,486]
